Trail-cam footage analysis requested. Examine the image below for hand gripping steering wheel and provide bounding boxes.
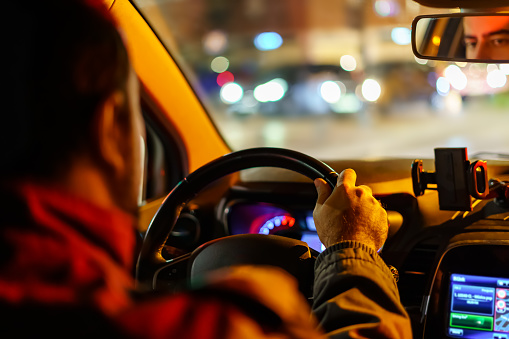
[136,147,338,295]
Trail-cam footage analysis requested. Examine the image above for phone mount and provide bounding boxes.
[412,148,489,211]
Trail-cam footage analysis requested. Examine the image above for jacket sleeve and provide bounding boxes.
[117,266,327,339]
[312,241,412,338]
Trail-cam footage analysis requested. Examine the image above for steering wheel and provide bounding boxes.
[136,147,338,295]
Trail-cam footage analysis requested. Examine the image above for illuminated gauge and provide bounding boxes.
[258,215,296,235]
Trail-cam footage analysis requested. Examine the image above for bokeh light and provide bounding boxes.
[220,82,243,104]
[320,81,342,103]
[361,79,382,102]
[436,77,450,96]
[254,32,283,51]
[487,70,507,88]
[444,65,467,91]
[428,72,438,87]
[240,90,258,108]
[340,55,357,72]
[216,71,234,87]
[444,91,463,115]
[330,93,362,114]
[254,78,287,102]
[391,27,411,45]
[211,56,229,73]
[500,64,509,75]
[486,64,499,73]
[271,78,289,92]
[414,56,428,65]
[374,0,399,17]
[469,63,484,73]
[203,30,228,55]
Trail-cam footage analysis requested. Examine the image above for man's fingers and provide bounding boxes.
[338,168,357,188]
[314,178,332,205]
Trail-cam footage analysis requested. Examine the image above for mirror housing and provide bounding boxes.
[412,13,509,63]
[412,0,509,9]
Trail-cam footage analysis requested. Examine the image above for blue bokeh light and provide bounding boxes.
[391,27,411,46]
[254,32,283,51]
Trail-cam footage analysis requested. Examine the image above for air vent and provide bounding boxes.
[398,243,440,308]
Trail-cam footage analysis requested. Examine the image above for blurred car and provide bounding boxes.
[102,0,509,338]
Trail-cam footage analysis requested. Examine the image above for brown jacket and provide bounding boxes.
[313,242,411,338]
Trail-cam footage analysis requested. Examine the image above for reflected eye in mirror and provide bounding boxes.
[490,35,509,47]
[463,37,477,49]
[412,13,509,63]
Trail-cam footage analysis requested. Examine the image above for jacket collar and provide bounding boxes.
[12,182,137,271]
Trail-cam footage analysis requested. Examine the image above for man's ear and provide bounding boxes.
[93,91,127,177]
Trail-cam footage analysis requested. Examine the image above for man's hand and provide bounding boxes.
[313,168,388,251]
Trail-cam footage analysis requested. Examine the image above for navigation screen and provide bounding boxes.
[448,274,509,338]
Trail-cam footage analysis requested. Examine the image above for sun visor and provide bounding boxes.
[413,0,509,9]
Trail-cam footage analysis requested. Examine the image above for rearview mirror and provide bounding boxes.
[412,13,509,63]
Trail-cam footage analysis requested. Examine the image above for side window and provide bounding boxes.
[141,98,187,202]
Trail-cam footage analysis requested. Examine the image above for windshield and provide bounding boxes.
[133,0,509,160]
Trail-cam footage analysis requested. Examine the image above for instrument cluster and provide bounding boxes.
[225,202,325,252]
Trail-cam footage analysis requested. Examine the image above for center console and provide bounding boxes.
[422,240,509,338]
[447,273,509,338]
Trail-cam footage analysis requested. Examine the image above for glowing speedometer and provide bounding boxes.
[227,202,324,252]
[258,215,296,235]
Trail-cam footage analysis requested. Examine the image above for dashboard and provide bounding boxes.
[226,201,324,252]
[155,159,509,338]
[225,200,408,254]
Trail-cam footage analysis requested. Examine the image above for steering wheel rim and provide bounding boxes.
[136,147,338,288]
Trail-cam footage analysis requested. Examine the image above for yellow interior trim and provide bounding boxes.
[110,0,230,173]
[138,196,165,233]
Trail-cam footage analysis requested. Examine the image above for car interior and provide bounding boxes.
[107,0,509,337]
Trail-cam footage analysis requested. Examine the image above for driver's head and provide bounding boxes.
[463,15,509,59]
[4,0,144,216]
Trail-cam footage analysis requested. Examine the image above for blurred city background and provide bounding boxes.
[135,0,509,160]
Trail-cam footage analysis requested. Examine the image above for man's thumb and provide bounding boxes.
[314,178,331,205]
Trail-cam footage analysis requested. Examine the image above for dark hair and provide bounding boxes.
[3,0,129,180]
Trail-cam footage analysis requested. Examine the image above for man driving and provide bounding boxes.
[463,14,509,59]
[1,0,411,337]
